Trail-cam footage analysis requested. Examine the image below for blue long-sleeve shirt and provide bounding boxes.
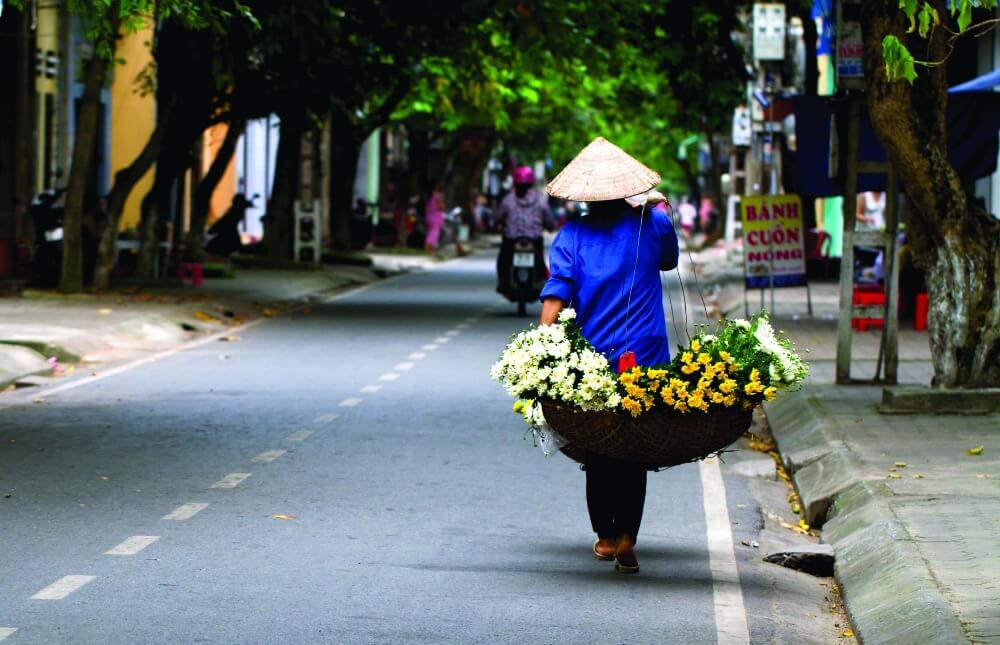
[540,204,679,367]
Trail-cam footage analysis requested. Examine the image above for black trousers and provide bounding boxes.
[585,454,648,542]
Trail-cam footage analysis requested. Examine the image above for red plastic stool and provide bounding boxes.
[852,286,885,332]
[914,293,928,331]
[179,262,204,287]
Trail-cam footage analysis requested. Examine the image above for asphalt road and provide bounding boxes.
[0,254,835,644]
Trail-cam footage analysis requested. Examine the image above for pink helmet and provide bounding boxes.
[512,166,535,186]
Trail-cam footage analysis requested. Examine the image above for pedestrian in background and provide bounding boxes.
[424,183,446,253]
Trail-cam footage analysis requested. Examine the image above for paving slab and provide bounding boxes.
[767,385,999,644]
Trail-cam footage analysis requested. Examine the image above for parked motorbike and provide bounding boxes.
[498,236,546,317]
[29,190,65,286]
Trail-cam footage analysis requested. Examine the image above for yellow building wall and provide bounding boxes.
[202,124,238,225]
[110,21,155,230]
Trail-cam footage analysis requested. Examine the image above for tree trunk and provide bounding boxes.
[799,4,819,96]
[444,132,492,236]
[328,126,363,252]
[93,108,171,290]
[265,114,303,260]
[185,119,244,262]
[60,8,119,292]
[861,1,1000,387]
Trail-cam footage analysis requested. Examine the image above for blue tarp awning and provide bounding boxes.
[950,69,1000,93]
[789,93,1000,197]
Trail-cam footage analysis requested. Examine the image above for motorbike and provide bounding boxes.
[498,236,546,317]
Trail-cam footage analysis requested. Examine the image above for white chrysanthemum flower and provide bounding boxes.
[558,308,577,322]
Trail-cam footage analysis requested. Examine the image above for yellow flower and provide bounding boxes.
[698,377,713,391]
[619,372,635,385]
[698,353,711,365]
[630,366,643,378]
[710,391,725,404]
[648,380,661,392]
[712,362,726,374]
[674,401,689,413]
[720,379,737,394]
[691,339,701,352]
[681,352,694,364]
[719,351,733,363]
[648,368,668,379]
[682,363,700,375]
[742,400,752,410]
[750,368,761,383]
[763,386,778,401]
[622,397,642,417]
[513,400,525,413]
[744,382,763,396]
[625,384,646,399]
[643,395,656,411]
[723,394,737,407]
[661,388,676,405]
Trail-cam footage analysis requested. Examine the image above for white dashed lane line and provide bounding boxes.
[434,337,451,344]
[105,536,160,556]
[394,363,414,371]
[210,473,251,489]
[408,352,427,360]
[31,575,95,600]
[314,413,339,424]
[338,398,363,407]
[360,384,383,394]
[285,430,314,442]
[456,323,470,329]
[444,330,460,337]
[421,344,439,351]
[251,449,286,464]
[0,628,17,641]
[162,503,209,521]
[378,373,400,382]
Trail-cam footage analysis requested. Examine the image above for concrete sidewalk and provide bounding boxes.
[0,263,384,390]
[689,245,998,642]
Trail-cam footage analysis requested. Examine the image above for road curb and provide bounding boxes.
[765,389,971,645]
[0,344,51,389]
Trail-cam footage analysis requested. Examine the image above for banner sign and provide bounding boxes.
[740,194,807,289]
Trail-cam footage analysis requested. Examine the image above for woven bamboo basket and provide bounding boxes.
[540,399,753,469]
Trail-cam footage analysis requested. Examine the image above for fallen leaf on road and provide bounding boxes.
[270,514,296,520]
[913,474,924,479]
[740,539,750,546]
[261,307,280,317]
[99,475,109,480]
[887,473,902,479]
[976,473,988,479]
[193,310,220,323]
[894,462,908,468]
[32,398,44,404]
[90,371,99,377]
[843,629,854,637]
[98,308,112,315]
[219,336,241,342]
[967,445,984,456]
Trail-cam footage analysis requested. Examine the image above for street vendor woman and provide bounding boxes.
[539,137,679,574]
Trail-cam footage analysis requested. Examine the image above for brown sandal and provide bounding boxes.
[593,538,615,561]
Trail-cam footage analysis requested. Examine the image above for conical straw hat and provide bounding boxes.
[546,137,660,201]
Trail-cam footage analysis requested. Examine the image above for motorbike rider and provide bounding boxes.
[494,166,555,295]
[206,194,253,257]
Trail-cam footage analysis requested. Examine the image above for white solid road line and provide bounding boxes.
[378,373,400,382]
[162,503,209,521]
[360,384,383,393]
[210,473,251,489]
[0,278,391,411]
[338,398,363,407]
[421,344,439,351]
[314,413,339,424]
[0,628,17,641]
[285,430,314,442]
[31,575,95,600]
[408,352,427,360]
[699,459,751,645]
[251,449,287,464]
[394,363,414,371]
[105,535,160,556]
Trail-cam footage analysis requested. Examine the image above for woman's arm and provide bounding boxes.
[540,297,565,325]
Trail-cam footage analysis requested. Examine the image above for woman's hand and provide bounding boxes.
[540,298,565,325]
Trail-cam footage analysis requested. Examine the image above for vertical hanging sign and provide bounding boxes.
[740,194,807,288]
